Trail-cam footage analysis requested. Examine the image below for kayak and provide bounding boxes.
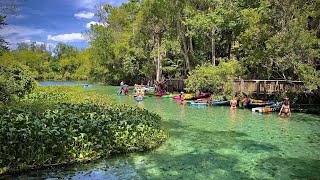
[145,86,155,91]
[248,101,274,107]
[212,100,230,106]
[155,92,168,97]
[173,93,193,100]
[251,99,264,103]
[162,94,178,98]
[186,93,210,100]
[173,95,181,100]
[189,101,208,106]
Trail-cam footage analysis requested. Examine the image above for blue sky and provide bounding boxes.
[1,0,129,50]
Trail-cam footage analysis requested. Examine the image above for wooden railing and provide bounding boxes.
[233,80,304,95]
[164,79,304,94]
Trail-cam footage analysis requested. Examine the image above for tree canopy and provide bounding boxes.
[1,0,319,89]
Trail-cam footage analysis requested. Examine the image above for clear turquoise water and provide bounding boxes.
[15,85,320,179]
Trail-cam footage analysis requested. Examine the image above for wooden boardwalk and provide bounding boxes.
[234,80,304,95]
[164,79,304,95]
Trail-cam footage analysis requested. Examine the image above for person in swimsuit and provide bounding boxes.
[278,96,291,116]
[230,96,237,109]
[241,95,250,108]
[180,92,185,105]
[207,97,212,106]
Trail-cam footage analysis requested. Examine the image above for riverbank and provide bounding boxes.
[0,86,167,176]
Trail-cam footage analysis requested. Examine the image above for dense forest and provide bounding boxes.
[1,0,320,89]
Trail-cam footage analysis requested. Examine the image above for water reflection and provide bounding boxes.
[278,116,291,135]
[137,101,144,109]
[180,104,185,116]
[230,109,236,129]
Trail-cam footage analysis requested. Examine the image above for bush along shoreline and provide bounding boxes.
[0,86,167,175]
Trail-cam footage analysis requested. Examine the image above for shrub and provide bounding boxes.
[0,63,37,104]
[185,60,244,98]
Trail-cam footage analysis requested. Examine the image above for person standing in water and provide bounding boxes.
[180,92,185,105]
[230,96,237,109]
[207,97,213,106]
[278,96,291,116]
[241,95,250,108]
[124,87,129,95]
[117,81,124,95]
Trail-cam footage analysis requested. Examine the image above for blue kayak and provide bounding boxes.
[189,102,208,106]
[212,100,230,106]
[248,101,274,107]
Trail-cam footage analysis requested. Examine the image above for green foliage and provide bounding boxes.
[186,60,243,98]
[0,63,37,104]
[295,64,320,90]
[0,86,167,175]
[2,0,320,89]
[0,15,9,55]
[1,42,92,81]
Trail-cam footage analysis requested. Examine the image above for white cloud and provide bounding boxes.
[86,21,103,28]
[0,25,46,48]
[23,39,44,45]
[0,25,45,37]
[74,12,95,19]
[48,33,87,42]
[77,0,102,10]
[76,0,124,10]
[22,40,56,50]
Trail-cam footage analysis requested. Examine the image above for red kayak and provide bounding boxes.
[186,93,210,100]
[173,95,181,100]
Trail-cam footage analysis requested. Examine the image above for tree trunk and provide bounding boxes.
[156,34,162,82]
[177,16,191,72]
[211,27,216,65]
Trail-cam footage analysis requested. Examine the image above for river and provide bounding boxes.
[15,84,320,179]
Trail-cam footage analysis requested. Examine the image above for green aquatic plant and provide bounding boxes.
[0,86,167,175]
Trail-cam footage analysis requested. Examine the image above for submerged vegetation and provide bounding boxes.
[0,86,167,175]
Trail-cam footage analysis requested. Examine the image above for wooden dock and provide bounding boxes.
[164,79,304,95]
[233,80,304,95]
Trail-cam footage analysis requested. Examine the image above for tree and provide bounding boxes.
[0,0,20,55]
[141,0,170,82]
[186,60,243,97]
[0,62,37,104]
[0,15,9,55]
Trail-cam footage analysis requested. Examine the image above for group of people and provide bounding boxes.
[119,81,292,117]
[230,95,251,109]
[229,94,291,117]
